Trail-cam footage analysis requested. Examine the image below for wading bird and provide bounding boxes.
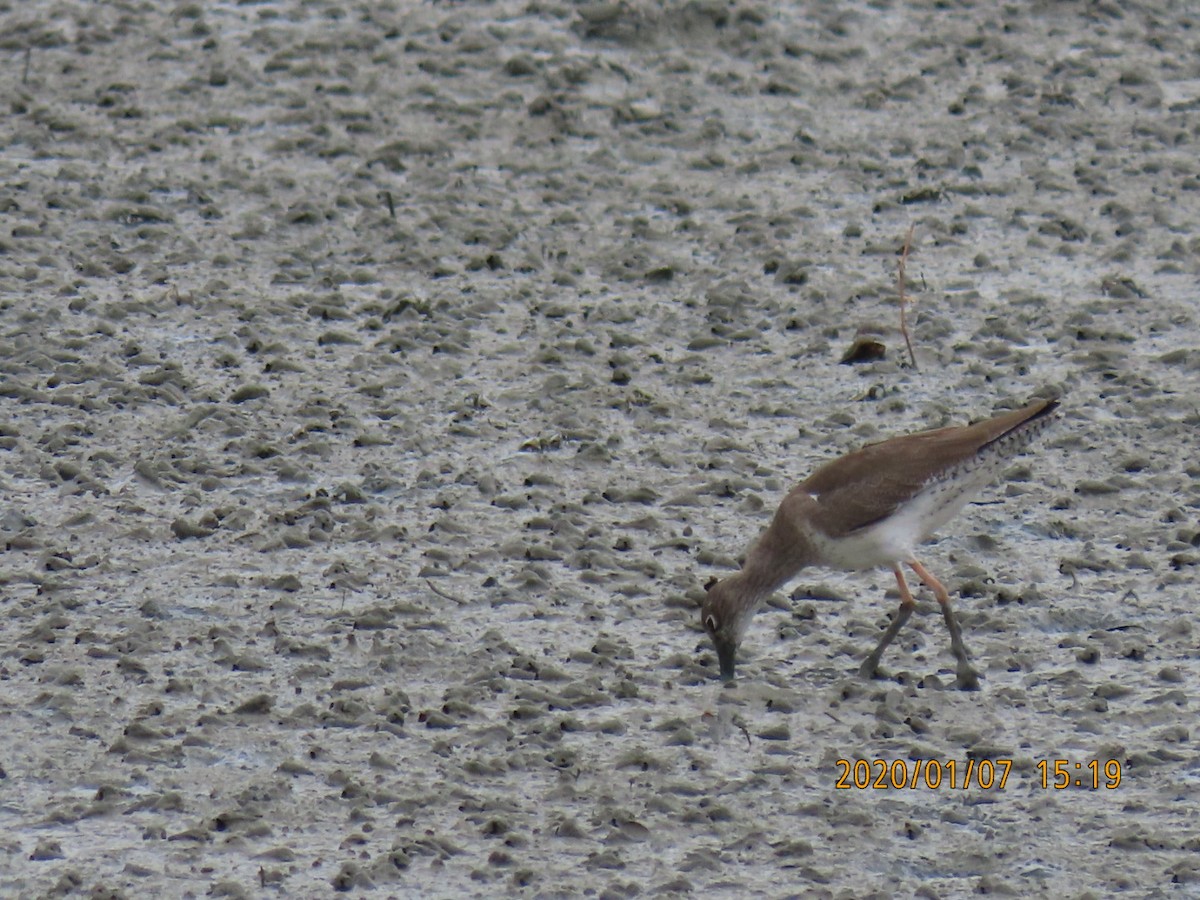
[701,397,1059,690]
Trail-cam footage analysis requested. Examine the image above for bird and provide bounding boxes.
[700,396,1060,690]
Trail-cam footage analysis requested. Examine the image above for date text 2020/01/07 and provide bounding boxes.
[834,758,1123,791]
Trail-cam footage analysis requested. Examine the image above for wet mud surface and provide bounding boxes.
[2,0,1199,896]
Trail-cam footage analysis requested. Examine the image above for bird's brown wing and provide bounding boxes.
[797,399,1057,538]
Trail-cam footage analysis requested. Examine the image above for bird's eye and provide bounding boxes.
[704,614,718,633]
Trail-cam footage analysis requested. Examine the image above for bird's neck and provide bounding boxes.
[734,519,810,604]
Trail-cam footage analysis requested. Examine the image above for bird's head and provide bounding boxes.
[701,577,748,681]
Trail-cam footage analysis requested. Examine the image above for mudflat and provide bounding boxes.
[2,1,1198,896]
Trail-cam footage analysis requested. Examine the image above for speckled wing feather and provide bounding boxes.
[797,399,1058,539]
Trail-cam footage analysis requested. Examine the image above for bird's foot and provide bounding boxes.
[858,657,881,680]
[954,664,982,691]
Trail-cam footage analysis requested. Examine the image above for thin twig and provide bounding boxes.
[897,225,918,370]
[426,578,467,605]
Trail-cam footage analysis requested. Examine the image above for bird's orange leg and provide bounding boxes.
[908,559,980,690]
[859,565,918,679]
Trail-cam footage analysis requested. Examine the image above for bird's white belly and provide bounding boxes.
[806,514,918,570]
[806,481,981,571]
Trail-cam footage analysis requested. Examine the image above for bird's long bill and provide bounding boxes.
[713,634,737,681]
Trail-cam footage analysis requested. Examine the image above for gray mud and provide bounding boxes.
[2,0,1199,896]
